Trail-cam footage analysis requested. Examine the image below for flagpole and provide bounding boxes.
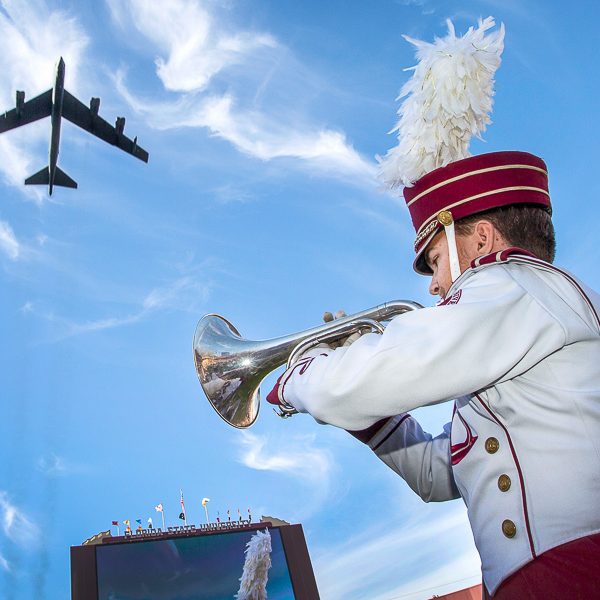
[155,503,166,531]
[202,498,210,524]
[180,489,187,526]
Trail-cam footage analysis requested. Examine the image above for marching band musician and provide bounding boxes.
[266,18,600,599]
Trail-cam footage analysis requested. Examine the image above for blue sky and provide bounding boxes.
[0,0,599,598]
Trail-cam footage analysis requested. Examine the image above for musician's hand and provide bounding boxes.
[323,309,346,323]
[323,309,361,348]
[267,308,358,409]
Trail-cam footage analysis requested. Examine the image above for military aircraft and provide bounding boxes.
[0,57,149,195]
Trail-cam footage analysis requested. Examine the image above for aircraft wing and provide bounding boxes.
[0,90,52,134]
[62,90,149,162]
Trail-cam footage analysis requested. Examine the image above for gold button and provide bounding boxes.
[485,437,500,453]
[502,519,517,538]
[498,474,511,492]
[437,210,454,226]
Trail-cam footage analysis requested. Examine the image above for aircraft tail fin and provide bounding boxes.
[53,166,77,189]
[24,166,50,186]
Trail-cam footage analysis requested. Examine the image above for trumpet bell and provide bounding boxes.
[193,314,262,429]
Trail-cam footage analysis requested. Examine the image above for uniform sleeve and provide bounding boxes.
[278,266,567,430]
[356,415,461,502]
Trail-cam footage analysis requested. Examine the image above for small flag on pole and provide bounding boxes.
[135,519,142,525]
[202,498,210,524]
[180,490,187,525]
[155,503,165,530]
[123,520,130,525]
[111,521,119,526]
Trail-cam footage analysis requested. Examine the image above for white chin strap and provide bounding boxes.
[438,211,461,283]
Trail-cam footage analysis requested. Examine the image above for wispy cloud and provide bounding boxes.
[22,273,212,340]
[116,74,376,181]
[236,431,336,518]
[0,491,39,545]
[22,301,144,338]
[37,454,67,476]
[0,0,89,199]
[0,553,9,572]
[314,503,480,600]
[0,220,21,260]
[107,0,276,93]
[142,274,212,312]
[237,431,333,484]
[0,220,54,263]
[36,453,87,477]
[109,0,376,182]
[210,183,257,204]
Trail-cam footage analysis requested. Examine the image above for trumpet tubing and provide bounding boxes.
[193,300,422,428]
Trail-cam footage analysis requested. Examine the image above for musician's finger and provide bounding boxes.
[342,332,361,347]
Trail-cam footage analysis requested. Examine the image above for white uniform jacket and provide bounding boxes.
[276,250,600,594]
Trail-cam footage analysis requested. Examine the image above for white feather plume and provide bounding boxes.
[378,17,505,188]
[235,529,272,600]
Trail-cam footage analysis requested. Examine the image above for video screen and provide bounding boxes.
[95,528,295,600]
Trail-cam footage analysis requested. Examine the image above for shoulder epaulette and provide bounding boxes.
[470,247,538,269]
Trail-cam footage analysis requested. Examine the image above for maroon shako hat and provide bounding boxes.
[404,151,551,274]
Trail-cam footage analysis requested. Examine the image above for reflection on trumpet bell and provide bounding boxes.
[193,301,423,429]
[193,315,261,429]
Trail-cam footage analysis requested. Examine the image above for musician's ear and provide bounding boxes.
[459,220,505,261]
[474,221,496,254]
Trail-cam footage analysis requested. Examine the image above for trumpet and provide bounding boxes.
[193,300,422,429]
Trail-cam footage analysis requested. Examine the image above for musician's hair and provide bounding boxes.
[454,205,556,263]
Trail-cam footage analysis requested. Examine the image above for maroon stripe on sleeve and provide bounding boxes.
[347,418,392,444]
[372,414,411,451]
[474,393,537,559]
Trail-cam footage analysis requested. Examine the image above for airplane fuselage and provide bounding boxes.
[0,56,148,195]
[48,58,66,195]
